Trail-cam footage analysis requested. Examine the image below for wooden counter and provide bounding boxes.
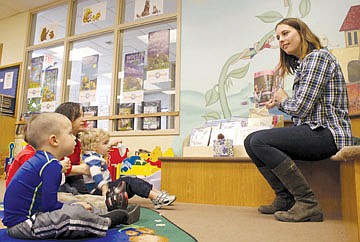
[160,156,341,219]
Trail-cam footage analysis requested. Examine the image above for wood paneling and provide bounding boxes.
[160,157,341,218]
[341,160,360,242]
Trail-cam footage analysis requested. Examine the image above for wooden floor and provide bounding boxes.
[0,179,350,242]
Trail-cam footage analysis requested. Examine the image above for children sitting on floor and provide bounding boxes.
[2,113,139,240]
[80,128,176,209]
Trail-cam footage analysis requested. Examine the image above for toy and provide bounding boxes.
[4,142,15,177]
[121,156,140,173]
[108,143,129,181]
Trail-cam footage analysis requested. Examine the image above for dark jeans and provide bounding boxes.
[92,176,152,199]
[244,125,338,169]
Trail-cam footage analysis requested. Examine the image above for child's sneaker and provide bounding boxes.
[151,191,176,209]
[106,181,128,211]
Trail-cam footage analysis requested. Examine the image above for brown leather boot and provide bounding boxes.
[257,166,295,214]
[271,159,323,222]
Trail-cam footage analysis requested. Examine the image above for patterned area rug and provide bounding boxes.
[0,204,197,242]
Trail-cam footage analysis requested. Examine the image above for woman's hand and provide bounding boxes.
[265,99,277,109]
[274,88,288,103]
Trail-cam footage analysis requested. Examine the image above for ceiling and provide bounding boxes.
[0,0,60,20]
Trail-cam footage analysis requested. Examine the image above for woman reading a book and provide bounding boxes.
[244,18,352,222]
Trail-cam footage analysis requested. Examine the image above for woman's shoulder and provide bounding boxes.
[303,49,337,64]
[307,48,335,59]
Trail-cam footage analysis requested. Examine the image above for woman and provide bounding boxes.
[55,102,91,194]
[244,18,352,222]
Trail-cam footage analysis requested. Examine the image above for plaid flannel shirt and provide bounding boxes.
[278,49,352,149]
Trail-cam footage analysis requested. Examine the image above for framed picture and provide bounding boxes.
[0,63,21,117]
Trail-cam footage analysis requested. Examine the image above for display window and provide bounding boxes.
[67,33,114,130]
[123,0,177,23]
[72,0,117,35]
[31,4,68,45]
[19,0,180,135]
[116,20,176,131]
[25,46,64,113]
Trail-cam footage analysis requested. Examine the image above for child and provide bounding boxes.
[80,128,176,209]
[3,113,139,240]
[6,116,70,187]
[5,120,35,187]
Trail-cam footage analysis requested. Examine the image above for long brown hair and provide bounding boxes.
[275,18,321,78]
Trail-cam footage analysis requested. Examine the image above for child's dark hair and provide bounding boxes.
[55,102,82,122]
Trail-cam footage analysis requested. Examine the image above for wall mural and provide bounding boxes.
[172,0,359,155]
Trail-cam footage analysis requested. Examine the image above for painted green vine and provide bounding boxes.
[203,0,311,120]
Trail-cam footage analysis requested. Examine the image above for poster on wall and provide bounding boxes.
[146,29,170,83]
[123,51,145,103]
[41,68,58,112]
[82,1,107,24]
[28,56,44,98]
[134,0,163,20]
[79,54,99,103]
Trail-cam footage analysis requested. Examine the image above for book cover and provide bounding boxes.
[116,103,135,131]
[146,29,170,82]
[254,70,274,107]
[142,100,161,130]
[83,106,98,128]
[123,51,145,92]
[189,127,212,146]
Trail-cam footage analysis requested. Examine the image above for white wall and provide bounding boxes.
[0,13,28,65]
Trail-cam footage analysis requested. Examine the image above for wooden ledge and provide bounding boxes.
[159,156,252,162]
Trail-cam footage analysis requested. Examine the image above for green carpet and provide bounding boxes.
[0,205,197,241]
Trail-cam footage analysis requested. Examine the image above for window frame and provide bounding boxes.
[18,0,181,136]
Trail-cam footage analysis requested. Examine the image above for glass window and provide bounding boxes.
[31,4,68,45]
[123,0,177,23]
[73,0,117,35]
[348,32,352,46]
[67,33,114,131]
[354,32,358,45]
[116,20,177,131]
[26,46,64,113]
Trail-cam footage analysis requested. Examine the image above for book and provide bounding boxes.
[116,103,135,131]
[189,127,212,146]
[83,106,98,128]
[254,70,274,107]
[142,100,161,130]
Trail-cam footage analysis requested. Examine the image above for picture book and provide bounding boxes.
[116,102,135,131]
[142,100,161,130]
[254,70,274,107]
[83,105,98,128]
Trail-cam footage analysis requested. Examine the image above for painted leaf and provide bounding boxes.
[299,0,311,17]
[202,111,221,121]
[256,11,283,23]
[228,63,250,79]
[205,88,219,106]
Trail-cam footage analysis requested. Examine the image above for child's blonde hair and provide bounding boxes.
[80,128,109,152]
